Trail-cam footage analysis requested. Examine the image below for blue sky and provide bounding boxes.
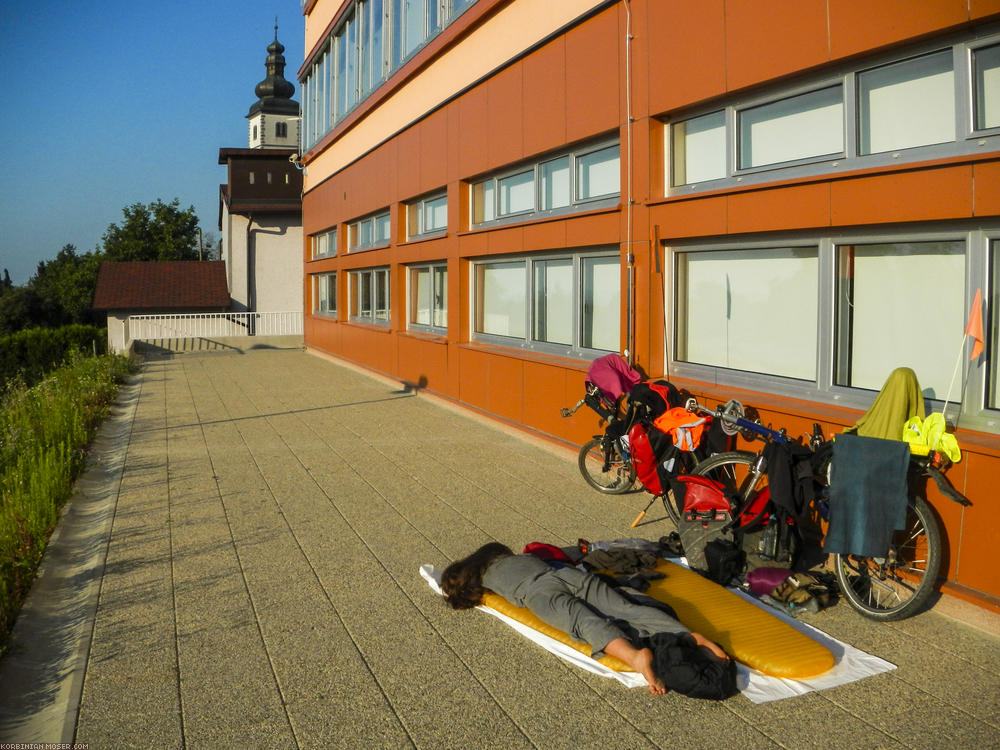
[0,0,304,284]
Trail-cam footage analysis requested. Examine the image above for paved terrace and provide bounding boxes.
[1,348,999,749]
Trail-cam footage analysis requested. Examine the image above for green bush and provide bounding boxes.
[0,325,107,389]
[0,352,134,651]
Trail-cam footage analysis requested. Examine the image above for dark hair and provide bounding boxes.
[440,542,513,610]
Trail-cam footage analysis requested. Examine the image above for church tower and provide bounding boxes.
[247,25,300,150]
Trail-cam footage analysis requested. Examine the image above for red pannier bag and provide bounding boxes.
[628,422,669,495]
[676,475,731,523]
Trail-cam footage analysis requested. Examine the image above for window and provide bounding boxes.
[539,156,570,210]
[989,241,1000,410]
[738,86,843,169]
[676,247,819,381]
[408,262,447,332]
[350,267,391,324]
[407,193,448,239]
[276,121,287,138]
[313,273,337,315]
[470,139,620,228]
[312,229,337,258]
[858,51,955,155]
[671,111,726,185]
[835,241,965,396]
[668,34,1000,190]
[349,210,391,251]
[576,144,620,200]
[669,226,1000,434]
[473,248,620,356]
[475,261,526,338]
[301,0,477,150]
[974,43,1000,131]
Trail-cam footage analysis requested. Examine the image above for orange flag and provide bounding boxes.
[965,288,984,360]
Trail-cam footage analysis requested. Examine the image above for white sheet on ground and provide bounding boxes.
[420,563,896,703]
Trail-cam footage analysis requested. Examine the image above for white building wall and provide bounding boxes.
[221,203,302,314]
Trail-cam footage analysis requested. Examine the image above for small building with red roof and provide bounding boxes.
[93,261,231,352]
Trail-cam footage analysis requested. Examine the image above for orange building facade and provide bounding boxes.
[298,0,1000,608]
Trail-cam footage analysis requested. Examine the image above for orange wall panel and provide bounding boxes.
[564,211,620,248]
[458,346,490,411]
[487,62,526,168]
[725,0,829,91]
[971,0,1000,18]
[564,8,621,144]
[952,451,1000,593]
[830,166,973,226]
[522,219,568,253]
[727,183,831,234]
[522,37,568,158]
[419,109,450,192]
[456,85,490,178]
[973,160,1000,216]
[397,335,450,395]
[651,196,728,239]
[395,126,423,202]
[645,0,726,113]
[522,361,577,441]
[485,354,525,423]
[828,0,971,60]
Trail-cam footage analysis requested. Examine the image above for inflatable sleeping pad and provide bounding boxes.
[483,558,834,680]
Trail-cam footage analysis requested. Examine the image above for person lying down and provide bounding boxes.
[441,542,735,698]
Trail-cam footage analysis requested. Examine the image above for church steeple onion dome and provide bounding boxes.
[248,25,299,117]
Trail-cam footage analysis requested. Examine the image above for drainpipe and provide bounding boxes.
[623,0,635,366]
[246,213,256,335]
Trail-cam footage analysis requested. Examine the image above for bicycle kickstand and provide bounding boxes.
[630,496,658,528]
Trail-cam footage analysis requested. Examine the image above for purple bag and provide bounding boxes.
[746,567,791,596]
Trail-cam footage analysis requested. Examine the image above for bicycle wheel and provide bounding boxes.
[578,437,635,494]
[691,450,768,521]
[834,494,941,621]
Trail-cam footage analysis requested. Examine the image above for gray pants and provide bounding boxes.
[487,559,687,657]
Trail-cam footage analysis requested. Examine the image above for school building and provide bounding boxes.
[296,1,1000,609]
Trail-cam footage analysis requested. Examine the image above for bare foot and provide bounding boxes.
[691,632,730,661]
[635,647,666,695]
[602,637,666,695]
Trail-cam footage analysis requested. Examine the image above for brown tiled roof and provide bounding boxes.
[93,261,231,311]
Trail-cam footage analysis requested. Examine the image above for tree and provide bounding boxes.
[101,198,201,262]
[30,245,104,328]
[0,286,44,335]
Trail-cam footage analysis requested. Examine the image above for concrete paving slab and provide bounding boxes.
[2,348,999,749]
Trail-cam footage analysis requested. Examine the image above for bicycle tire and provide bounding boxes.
[690,450,766,517]
[834,493,941,621]
[578,437,636,494]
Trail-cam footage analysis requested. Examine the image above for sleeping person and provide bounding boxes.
[440,542,730,696]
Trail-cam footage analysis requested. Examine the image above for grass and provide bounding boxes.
[0,351,136,652]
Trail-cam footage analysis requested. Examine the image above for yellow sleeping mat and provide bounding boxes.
[483,558,834,680]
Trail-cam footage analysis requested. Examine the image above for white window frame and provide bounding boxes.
[471,247,621,359]
[407,261,448,334]
[406,191,448,240]
[667,222,999,435]
[311,228,338,259]
[667,30,1000,193]
[312,272,337,316]
[470,138,620,229]
[348,210,391,252]
[349,266,391,325]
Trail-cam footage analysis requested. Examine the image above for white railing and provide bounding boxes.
[127,311,303,343]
